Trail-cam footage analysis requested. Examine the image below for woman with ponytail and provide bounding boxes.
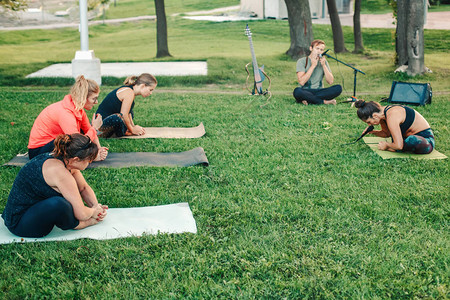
[96,73,157,138]
[28,75,108,161]
[2,134,108,238]
[354,100,435,154]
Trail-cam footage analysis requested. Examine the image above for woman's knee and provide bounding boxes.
[404,136,433,154]
[45,196,74,215]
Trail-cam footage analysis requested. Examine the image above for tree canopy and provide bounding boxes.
[0,0,27,11]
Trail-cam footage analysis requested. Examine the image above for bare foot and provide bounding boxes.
[324,99,337,105]
[75,218,99,230]
[302,100,308,105]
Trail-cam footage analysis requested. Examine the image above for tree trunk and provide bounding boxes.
[326,0,348,53]
[154,0,171,58]
[283,0,313,60]
[353,0,364,53]
[396,0,425,75]
[396,0,408,65]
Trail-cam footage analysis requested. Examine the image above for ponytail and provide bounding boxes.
[124,73,157,87]
[53,133,98,162]
[70,75,100,110]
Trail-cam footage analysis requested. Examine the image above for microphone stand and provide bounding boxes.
[323,52,365,100]
[341,125,374,146]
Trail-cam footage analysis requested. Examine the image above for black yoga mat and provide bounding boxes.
[4,147,209,168]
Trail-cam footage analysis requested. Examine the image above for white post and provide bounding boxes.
[79,0,89,51]
[72,0,102,85]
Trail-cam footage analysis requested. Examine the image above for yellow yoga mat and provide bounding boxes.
[118,123,206,139]
[363,137,447,160]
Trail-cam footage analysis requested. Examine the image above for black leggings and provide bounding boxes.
[293,85,342,105]
[9,196,79,238]
[28,140,55,160]
[402,128,435,154]
[98,113,128,138]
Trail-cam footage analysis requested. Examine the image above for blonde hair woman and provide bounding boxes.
[3,134,108,238]
[28,75,108,161]
[96,73,157,138]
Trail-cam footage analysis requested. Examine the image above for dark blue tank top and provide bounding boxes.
[2,153,62,230]
[384,105,415,137]
[96,85,135,119]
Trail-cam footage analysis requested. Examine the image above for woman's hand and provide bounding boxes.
[378,141,389,151]
[362,125,374,135]
[91,113,103,130]
[94,147,108,161]
[91,203,104,219]
[95,204,108,221]
[131,125,146,136]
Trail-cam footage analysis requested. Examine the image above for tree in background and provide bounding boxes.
[100,0,109,23]
[0,0,27,11]
[395,0,425,76]
[155,0,171,58]
[353,0,364,53]
[283,0,313,60]
[326,0,347,53]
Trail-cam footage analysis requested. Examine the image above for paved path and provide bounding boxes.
[1,6,448,31]
[2,5,447,81]
[0,15,156,31]
[26,61,208,78]
[313,11,449,30]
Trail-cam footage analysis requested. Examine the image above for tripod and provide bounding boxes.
[323,51,365,101]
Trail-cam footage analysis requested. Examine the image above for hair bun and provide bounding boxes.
[62,134,72,144]
[354,99,366,109]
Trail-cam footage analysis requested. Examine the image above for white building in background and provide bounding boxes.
[240,0,353,19]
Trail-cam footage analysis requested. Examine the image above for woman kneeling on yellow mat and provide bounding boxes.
[354,100,435,154]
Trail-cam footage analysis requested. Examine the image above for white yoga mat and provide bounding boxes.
[0,202,197,244]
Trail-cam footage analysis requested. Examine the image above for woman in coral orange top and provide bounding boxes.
[28,75,108,161]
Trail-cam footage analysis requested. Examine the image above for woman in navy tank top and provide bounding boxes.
[96,73,157,138]
[354,100,435,154]
[2,133,108,238]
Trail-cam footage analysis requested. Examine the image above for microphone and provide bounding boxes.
[341,125,374,146]
[319,49,330,58]
[355,125,374,142]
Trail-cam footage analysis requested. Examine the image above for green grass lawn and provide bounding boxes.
[0,2,449,298]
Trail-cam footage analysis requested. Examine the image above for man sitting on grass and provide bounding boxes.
[293,39,342,105]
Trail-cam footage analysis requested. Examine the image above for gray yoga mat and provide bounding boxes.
[119,123,206,139]
[4,147,209,168]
